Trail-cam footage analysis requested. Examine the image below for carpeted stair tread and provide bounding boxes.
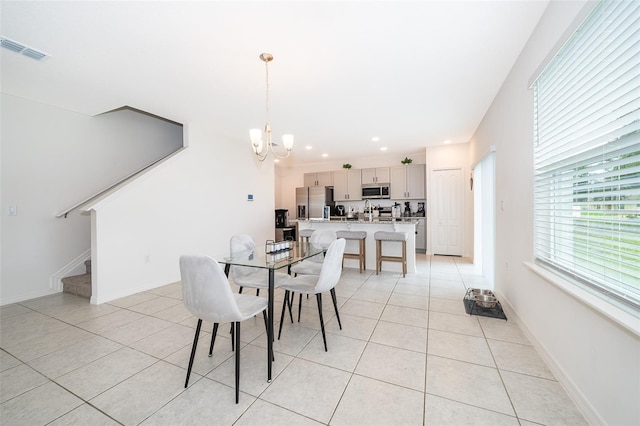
[62,273,91,298]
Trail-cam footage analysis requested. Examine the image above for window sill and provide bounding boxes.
[524,261,640,337]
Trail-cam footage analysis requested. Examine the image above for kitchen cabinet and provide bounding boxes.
[390,164,426,199]
[415,219,426,253]
[361,167,390,184]
[333,169,362,201]
[304,171,332,187]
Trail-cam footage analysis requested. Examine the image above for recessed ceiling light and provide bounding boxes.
[380,147,387,151]
[305,145,312,150]
[443,139,452,144]
[274,158,280,163]
[372,137,380,142]
[322,153,328,158]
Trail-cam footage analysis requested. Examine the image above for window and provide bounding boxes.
[533,0,640,311]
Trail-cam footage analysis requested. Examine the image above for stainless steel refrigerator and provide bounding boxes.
[296,187,334,219]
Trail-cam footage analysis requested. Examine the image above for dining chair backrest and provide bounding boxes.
[229,234,259,281]
[314,238,346,293]
[309,230,337,263]
[180,255,243,323]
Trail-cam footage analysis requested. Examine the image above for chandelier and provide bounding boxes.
[250,53,294,161]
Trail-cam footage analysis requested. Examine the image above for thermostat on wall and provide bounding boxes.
[247,194,254,201]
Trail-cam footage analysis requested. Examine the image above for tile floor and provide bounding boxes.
[0,255,587,425]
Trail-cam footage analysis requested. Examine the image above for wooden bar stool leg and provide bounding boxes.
[402,240,407,277]
[362,239,366,271]
[376,239,381,275]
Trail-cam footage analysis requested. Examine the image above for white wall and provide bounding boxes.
[86,122,276,303]
[470,1,639,424]
[0,95,183,304]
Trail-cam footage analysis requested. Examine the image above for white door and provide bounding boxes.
[432,168,463,256]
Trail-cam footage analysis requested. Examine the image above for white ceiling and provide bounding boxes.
[1,1,549,167]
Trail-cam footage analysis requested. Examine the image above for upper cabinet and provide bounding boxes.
[390,164,426,199]
[361,167,390,184]
[333,169,362,201]
[304,171,333,187]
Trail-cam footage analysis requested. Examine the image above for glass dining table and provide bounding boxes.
[216,241,326,382]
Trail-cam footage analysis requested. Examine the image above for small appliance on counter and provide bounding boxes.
[378,207,392,219]
[335,205,346,216]
[416,202,425,217]
[403,202,412,217]
[275,209,289,228]
[275,209,296,241]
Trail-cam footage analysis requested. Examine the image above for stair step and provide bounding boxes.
[62,273,91,299]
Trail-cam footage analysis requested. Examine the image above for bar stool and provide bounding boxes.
[374,231,408,277]
[336,230,367,273]
[299,228,314,244]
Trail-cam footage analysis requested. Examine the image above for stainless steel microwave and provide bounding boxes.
[361,184,390,199]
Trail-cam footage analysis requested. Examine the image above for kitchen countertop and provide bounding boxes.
[296,217,424,224]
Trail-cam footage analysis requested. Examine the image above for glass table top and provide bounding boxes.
[216,241,325,271]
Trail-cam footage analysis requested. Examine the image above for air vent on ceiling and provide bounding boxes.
[1,36,49,61]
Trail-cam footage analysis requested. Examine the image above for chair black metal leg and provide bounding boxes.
[278,290,289,340]
[185,318,202,388]
[316,294,328,352]
[256,289,260,296]
[285,291,294,323]
[238,286,244,294]
[235,321,240,404]
[209,323,219,357]
[231,323,235,351]
[298,293,303,322]
[330,288,342,330]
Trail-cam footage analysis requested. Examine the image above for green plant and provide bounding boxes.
[401,157,413,164]
[342,163,352,169]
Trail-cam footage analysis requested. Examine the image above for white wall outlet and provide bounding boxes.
[8,206,17,216]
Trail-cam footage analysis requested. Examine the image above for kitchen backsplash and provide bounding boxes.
[336,199,426,216]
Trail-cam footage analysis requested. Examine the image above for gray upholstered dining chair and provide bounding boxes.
[180,254,268,403]
[289,229,337,276]
[229,234,291,295]
[277,238,346,351]
[287,229,337,321]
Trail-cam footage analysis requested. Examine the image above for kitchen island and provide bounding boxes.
[296,218,419,274]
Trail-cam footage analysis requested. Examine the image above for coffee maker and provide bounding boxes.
[275,209,288,228]
[416,202,425,217]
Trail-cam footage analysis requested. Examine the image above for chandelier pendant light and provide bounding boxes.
[250,53,294,161]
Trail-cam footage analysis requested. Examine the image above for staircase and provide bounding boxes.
[62,260,91,298]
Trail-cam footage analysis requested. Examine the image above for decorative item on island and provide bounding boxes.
[342,163,352,169]
[401,157,413,165]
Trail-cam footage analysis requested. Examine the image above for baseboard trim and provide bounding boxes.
[495,290,605,426]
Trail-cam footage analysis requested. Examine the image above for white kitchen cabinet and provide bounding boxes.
[333,169,362,201]
[390,164,426,199]
[304,171,333,187]
[361,167,390,184]
[415,218,426,253]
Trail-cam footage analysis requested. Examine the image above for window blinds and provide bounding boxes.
[533,0,640,309]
